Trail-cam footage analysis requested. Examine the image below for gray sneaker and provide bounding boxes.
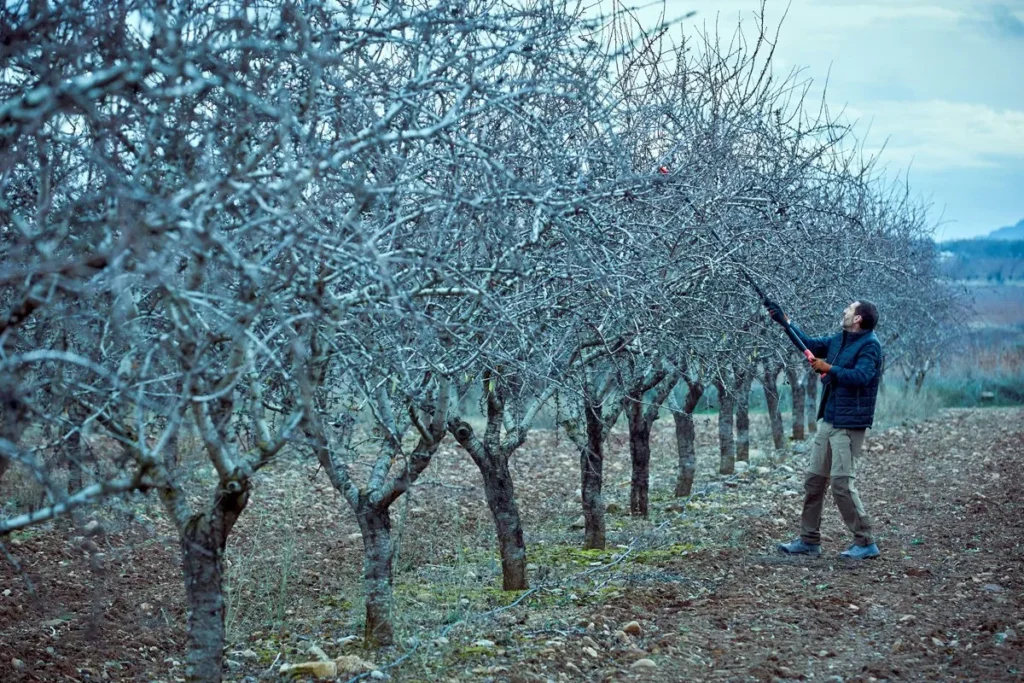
[777,538,821,556]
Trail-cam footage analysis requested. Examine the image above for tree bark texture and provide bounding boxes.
[357,503,395,646]
[673,410,696,496]
[581,396,606,549]
[806,366,819,433]
[480,457,528,590]
[714,379,735,475]
[624,368,678,517]
[626,398,652,518]
[786,366,807,441]
[762,364,786,450]
[673,381,703,496]
[450,418,529,591]
[180,484,248,683]
[733,371,752,463]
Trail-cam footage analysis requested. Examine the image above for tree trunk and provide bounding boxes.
[0,383,29,486]
[762,364,785,450]
[357,503,395,646]
[914,367,928,394]
[626,398,653,518]
[733,371,752,463]
[478,456,528,590]
[180,485,248,683]
[450,416,529,591]
[673,409,696,496]
[786,366,807,441]
[66,428,84,494]
[66,402,90,494]
[581,396,606,549]
[714,379,735,475]
[165,430,180,470]
[806,366,819,433]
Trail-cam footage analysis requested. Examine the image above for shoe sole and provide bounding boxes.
[777,547,821,557]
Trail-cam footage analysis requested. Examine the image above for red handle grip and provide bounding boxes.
[804,349,826,379]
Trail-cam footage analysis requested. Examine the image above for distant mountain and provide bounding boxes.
[988,219,1024,240]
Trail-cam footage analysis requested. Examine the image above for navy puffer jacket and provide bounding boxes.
[791,325,883,429]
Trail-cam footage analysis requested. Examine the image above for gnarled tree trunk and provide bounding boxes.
[786,366,807,441]
[625,367,680,516]
[357,502,395,646]
[714,378,735,475]
[180,484,248,683]
[733,370,753,463]
[673,381,704,496]
[449,417,528,591]
[762,363,786,450]
[307,378,448,646]
[480,455,527,590]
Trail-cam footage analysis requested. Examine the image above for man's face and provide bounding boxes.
[841,301,862,331]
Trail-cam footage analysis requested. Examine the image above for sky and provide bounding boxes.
[600,0,1024,240]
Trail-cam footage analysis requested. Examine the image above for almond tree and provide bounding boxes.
[3,0,609,673]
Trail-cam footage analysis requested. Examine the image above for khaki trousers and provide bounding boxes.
[800,420,874,547]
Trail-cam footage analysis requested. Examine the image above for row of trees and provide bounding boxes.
[0,1,962,680]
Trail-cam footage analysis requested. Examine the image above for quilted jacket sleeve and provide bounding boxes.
[828,341,881,388]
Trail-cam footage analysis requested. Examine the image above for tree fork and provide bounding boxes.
[449,418,528,591]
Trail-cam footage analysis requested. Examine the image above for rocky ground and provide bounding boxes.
[1,407,1022,682]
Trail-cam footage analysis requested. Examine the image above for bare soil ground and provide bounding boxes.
[2,407,1022,682]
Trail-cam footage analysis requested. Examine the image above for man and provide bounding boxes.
[766,300,883,560]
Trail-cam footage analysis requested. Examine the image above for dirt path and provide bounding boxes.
[1,408,1022,682]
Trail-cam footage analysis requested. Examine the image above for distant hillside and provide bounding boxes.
[988,219,1024,240]
[939,239,1024,282]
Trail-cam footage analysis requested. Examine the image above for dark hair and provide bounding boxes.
[855,300,878,330]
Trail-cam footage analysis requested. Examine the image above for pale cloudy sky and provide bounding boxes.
[606,0,1024,240]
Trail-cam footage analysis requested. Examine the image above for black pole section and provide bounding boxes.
[704,227,820,374]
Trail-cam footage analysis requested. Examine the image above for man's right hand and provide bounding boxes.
[765,300,789,325]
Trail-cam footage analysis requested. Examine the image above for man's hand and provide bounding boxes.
[765,299,788,325]
[810,357,832,374]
